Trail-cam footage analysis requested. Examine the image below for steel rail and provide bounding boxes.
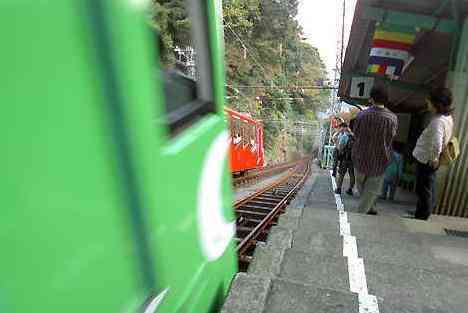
[234,169,294,209]
[235,161,311,258]
[232,160,300,188]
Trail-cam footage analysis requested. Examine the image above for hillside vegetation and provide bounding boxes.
[152,0,329,162]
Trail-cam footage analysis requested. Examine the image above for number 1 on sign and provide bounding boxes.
[350,77,375,99]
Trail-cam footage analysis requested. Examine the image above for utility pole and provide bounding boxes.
[331,0,347,115]
[301,125,305,156]
[340,0,346,74]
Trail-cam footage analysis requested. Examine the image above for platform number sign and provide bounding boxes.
[350,77,374,99]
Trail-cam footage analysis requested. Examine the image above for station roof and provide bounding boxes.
[339,0,468,113]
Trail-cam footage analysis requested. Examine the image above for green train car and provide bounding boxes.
[1,0,237,312]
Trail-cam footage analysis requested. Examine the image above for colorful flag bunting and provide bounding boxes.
[368,23,417,78]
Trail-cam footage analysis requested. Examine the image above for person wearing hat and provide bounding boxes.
[334,122,355,195]
[331,121,348,177]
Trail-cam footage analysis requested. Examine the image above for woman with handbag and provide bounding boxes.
[412,87,455,220]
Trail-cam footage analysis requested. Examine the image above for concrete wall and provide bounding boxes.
[436,17,468,217]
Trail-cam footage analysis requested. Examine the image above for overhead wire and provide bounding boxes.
[224,22,308,107]
[223,14,294,94]
[224,19,290,118]
[224,22,274,81]
[223,8,319,126]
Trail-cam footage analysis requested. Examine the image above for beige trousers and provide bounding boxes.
[355,170,384,213]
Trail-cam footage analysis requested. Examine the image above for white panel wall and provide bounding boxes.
[437,17,468,217]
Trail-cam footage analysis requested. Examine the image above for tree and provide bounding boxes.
[223,0,329,161]
[152,0,330,160]
[151,0,191,67]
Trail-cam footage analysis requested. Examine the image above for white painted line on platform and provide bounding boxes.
[339,211,348,226]
[336,196,345,211]
[342,234,358,258]
[329,170,379,313]
[340,221,351,236]
[331,175,338,190]
[348,257,368,294]
[359,294,379,313]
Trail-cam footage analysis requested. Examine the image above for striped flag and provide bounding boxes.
[368,23,417,78]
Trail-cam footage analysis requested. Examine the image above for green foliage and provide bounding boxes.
[151,0,330,161]
[151,0,191,67]
[223,0,329,160]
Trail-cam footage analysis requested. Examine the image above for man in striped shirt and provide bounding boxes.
[352,87,398,215]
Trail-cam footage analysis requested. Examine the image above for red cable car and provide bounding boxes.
[225,108,265,175]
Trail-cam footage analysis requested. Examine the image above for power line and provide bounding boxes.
[223,23,274,93]
[224,22,271,76]
[330,0,348,115]
[226,88,256,112]
[224,21,296,94]
[225,83,268,118]
[224,21,294,119]
[263,120,319,125]
[341,0,346,73]
[269,98,305,100]
[226,85,338,90]
[228,96,306,100]
[223,15,328,123]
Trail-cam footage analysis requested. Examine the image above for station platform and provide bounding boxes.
[222,165,468,313]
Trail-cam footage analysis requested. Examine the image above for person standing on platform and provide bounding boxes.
[412,87,454,220]
[334,124,355,195]
[352,87,398,215]
[331,120,347,177]
[379,142,404,201]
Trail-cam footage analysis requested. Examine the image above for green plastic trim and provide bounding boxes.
[363,5,457,33]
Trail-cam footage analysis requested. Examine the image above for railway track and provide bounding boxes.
[234,160,311,271]
[232,159,303,188]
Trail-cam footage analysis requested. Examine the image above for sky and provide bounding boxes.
[297,0,357,79]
